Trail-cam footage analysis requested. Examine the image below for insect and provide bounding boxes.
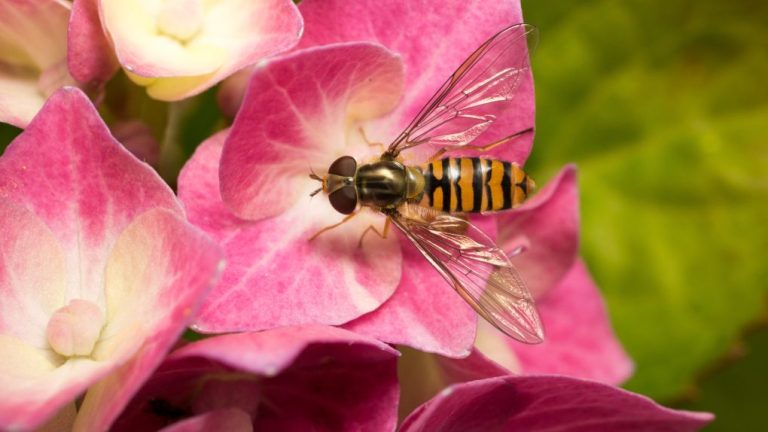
[309,24,544,344]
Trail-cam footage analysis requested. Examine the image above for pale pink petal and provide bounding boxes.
[73,208,222,431]
[345,235,477,357]
[485,260,633,384]
[180,130,401,332]
[113,326,399,432]
[67,0,119,87]
[100,0,302,100]
[220,42,405,221]
[299,0,534,163]
[498,165,580,298]
[0,200,66,348]
[0,182,112,431]
[0,74,47,128]
[0,0,74,127]
[159,409,252,432]
[401,375,713,432]
[0,87,182,305]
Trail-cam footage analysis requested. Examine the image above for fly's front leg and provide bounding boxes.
[309,212,359,242]
[358,127,386,154]
[358,217,391,248]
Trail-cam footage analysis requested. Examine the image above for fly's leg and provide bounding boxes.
[358,127,386,153]
[357,217,391,248]
[309,212,359,242]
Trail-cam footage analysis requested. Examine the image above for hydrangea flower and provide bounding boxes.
[111,326,399,431]
[0,0,75,128]
[179,0,550,356]
[0,88,222,430]
[68,0,303,101]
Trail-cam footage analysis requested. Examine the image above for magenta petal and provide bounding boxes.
[509,260,634,384]
[0,88,182,302]
[68,0,119,87]
[113,326,399,432]
[498,165,580,298]
[298,0,534,163]
[220,42,404,221]
[401,375,713,432]
[180,131,401,332]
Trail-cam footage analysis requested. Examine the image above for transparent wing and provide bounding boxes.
[390,208,544,343]
[387,24,537,156]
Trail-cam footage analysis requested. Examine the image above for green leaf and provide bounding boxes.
[0,123,22,155]
[523,0,768,400]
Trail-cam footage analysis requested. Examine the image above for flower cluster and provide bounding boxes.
[0,0,712,430]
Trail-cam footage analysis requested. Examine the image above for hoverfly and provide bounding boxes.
[310,24,544,344]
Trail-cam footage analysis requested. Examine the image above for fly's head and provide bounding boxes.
[309,156,358,214]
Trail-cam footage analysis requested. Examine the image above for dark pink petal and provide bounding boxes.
[179,130,401,332]
[401,375,713,432]
[113,326,399,432]
[498,165,580,298]
[159,409,252,432]
[67,0,119,87]
[0,88,182,303]
[298,0,534,163]
[73,209,222,430]
[345,235,478,357]
[519,260,633,381]
[220,42,404,221]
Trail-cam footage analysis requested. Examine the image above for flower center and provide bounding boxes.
[157,0,204,42]
[46,299,105,357]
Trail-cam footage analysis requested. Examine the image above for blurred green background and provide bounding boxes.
[522,0,768,429]
[1,0,765,429]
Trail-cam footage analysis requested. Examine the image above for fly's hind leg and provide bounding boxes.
[357,217,391,248]
[309,212,359,242]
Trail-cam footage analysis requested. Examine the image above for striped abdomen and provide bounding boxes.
[418,158,535,213]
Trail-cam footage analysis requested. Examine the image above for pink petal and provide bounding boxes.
[73,208,222,431]
[497,260,633,384]
[298,0,534,163]
[67,0,119,88]
[113,326,399,432]
[220,42,405,221]
[498,165,580,298]
[0,0,74,127]
[0,87,182,304]
[159,409,252,432]
[345,235,478,357]
[179,130,401,332]
[400,375,713,432]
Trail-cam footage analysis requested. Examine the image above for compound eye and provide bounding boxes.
[329,185,358,214]
[328,156,357,177]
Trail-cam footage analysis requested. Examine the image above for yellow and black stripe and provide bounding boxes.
[419,157,534,213]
